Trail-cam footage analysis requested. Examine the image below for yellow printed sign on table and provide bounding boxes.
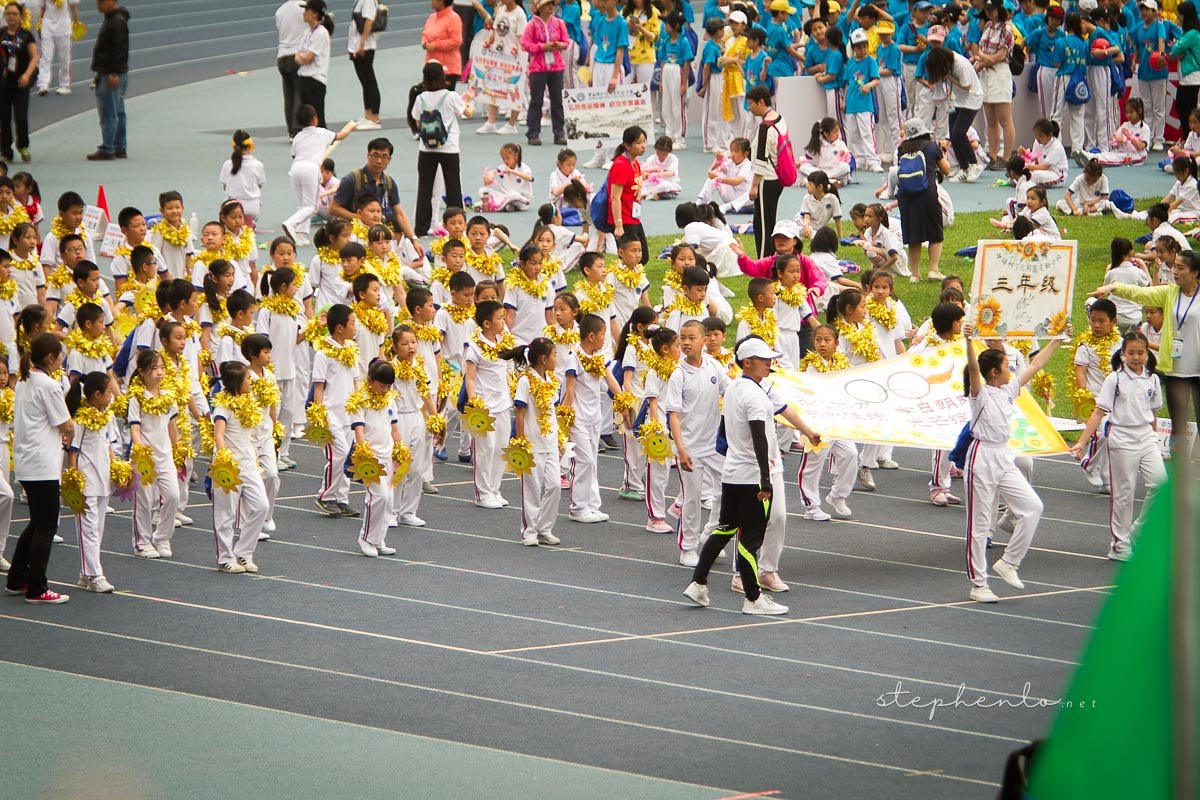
[767,340,1068,456]
[971,240,1076,339]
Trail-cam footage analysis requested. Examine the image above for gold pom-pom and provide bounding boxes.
[110,392,130,419]
[1031,370,1056,409]
[637,419,673,463]
[130,444,157,485]
[209,448,242,493]
[198,417,215,456]
[426,413,447,436]
[350,441,385,485]
[391,440,413,487]
[61,467,87,514]
[612,391,636,414]
[438,363,463,402]
[172,439,195,471]
[110,458,133,489]
[504,436,535,476]
[463,396,495,436]
[273,420,285,450]
[306,403,333,446]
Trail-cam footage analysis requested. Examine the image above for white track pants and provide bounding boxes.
[965,442,1043,588]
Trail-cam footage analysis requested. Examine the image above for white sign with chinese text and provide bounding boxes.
[971,240,1077,339]
[467,42,525,114]
[563,83,654,144]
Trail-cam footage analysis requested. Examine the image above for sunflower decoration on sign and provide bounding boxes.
[504,436,535,476]
[462,396,495,436]
[1047,310,1069,338]
[306,402,333,446]
[974,296,1004,338]
[209,449,242,493]
[350,441,385,485]
[130,443,157,484]
[391,440,413,487]
[61,468,87,514]
[637,419,673,464]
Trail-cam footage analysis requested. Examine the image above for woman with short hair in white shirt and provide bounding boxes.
[294,0,332,128]
[5,333,74,604]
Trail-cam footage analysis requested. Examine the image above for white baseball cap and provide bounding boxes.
[1140,0,1158,10]
[729,9,748,24]
[772,219,801,240]
[736,338,784,362]
[849,28,869,45]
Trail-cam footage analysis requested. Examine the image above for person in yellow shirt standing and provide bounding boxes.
[719,10,750,145]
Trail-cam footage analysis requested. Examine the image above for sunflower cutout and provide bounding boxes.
[463,397,495,436]
[975,296,1003,337]
[209,449,242,493]
[113,310,139,340]
[350,442,384,486]
[61,468,87,514]
[391,441,413,487]
[505,437,535,476]
[638,420,673,464]
[135,287,159,318]
[130,444,157,484]
[1047,310,1069,337]
[306,403,333,446]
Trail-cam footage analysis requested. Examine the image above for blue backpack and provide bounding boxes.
[896,150,929,195]
[590,179,614,234]
[1109,189,1136,214]
[1065,66,1091,105]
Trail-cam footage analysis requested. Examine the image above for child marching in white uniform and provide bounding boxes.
[211,361,271,573]
[1073,298,1123,491]
[127,351,180,559]
[350,360,401,556]
[640,328,680,534]
[615,306,657,500]
[1069,332,1166,561]
[257,268,305,468]
[311,304,361,518]
[464,300,515,509]
[963,325,1066,602]
[67,372,117,594]
[665,320,729,565]
[0,364,12,573]
[510,338,563,547]
[244,335,281,537]
[565,313,625,524]
[913,302,965,506]
[796,325,857,521]
[390,326,440,528]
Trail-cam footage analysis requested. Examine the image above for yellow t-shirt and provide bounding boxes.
[628,8,661,65]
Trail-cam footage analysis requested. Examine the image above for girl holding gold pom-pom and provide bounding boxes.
[66,372,118,594]
[507,337,562,548]
[211,361,270,574]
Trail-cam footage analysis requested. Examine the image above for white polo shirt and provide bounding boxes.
[968,379,1019,446]
[663,354,728,457]
[13,371,69,481]
[721,375,785,484]
[1095,366,1162,451]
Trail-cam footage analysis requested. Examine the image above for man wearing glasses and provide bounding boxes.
[330,137,422,251]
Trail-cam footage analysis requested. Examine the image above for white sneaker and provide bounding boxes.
[52,534,64,544]
[679,549,699,567]
[359,539,379,558]
[237,558,259,574]
[683,581,710,607]
[135,546,160,559]
[759,572,789,592]
[965,162,985,183]
[645,518,673,534]
[674,141,688,151]
[154,542,173,558]
[476,498,504,509]
[55,86,71,95]
[388,514,399,527]
[1108,547,1132,562]
[496,123,518,135]
[742,594,789,615]
[399,514,426,528]
[0,556,10,573]
[969,585,999,603]
[258,531,271,541]
[263,519,276,533]
[537,532,561,545]
[803,505,831,522]
[827,496,852,518]
[992,559,1025,590]
[521,534,539,546]
[356,119,382,131]
[856,466,875,491]
[1085,470,1104,489]
[377,544,397,555]
[84,575,115,593]
[582,155,605,169]
[569,510,609,523]
[217,561,246,574]
[175,512,193,526]
[476,122,498,134]
[498,497,509,507]
[877,459,899,470]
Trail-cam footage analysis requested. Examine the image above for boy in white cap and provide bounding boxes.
[845,28,883,172]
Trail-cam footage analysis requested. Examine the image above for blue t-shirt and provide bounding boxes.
[767,20,797,76]
[967,16,983,46]
[876,40,902,74]
[1026,26,1062,69]
[1086,27,1114,66]
[803,40,827,74]
[897,20,929,65]
[700,37,721,70]
[1133,19,1168,80]
[1055,33,1087,77]
[1012,11,1044,38]
[822,48,846,91]
[558,2,583,44]
[843,54,879,113]
[915,47,930,80]
[946,26,968,56]
[657,32,694,65]
[744,49,770,100]
[592,14,629,64]
[702,0,725,24]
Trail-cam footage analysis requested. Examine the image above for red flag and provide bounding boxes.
[96,184,109,221]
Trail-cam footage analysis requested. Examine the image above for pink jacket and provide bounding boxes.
[737,252,828,315]
[521,15,570,73]
[422,6,463,77]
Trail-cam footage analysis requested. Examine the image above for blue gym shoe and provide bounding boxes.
[434,446,448,462]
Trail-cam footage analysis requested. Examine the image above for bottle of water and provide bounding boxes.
[189,212,199,233]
